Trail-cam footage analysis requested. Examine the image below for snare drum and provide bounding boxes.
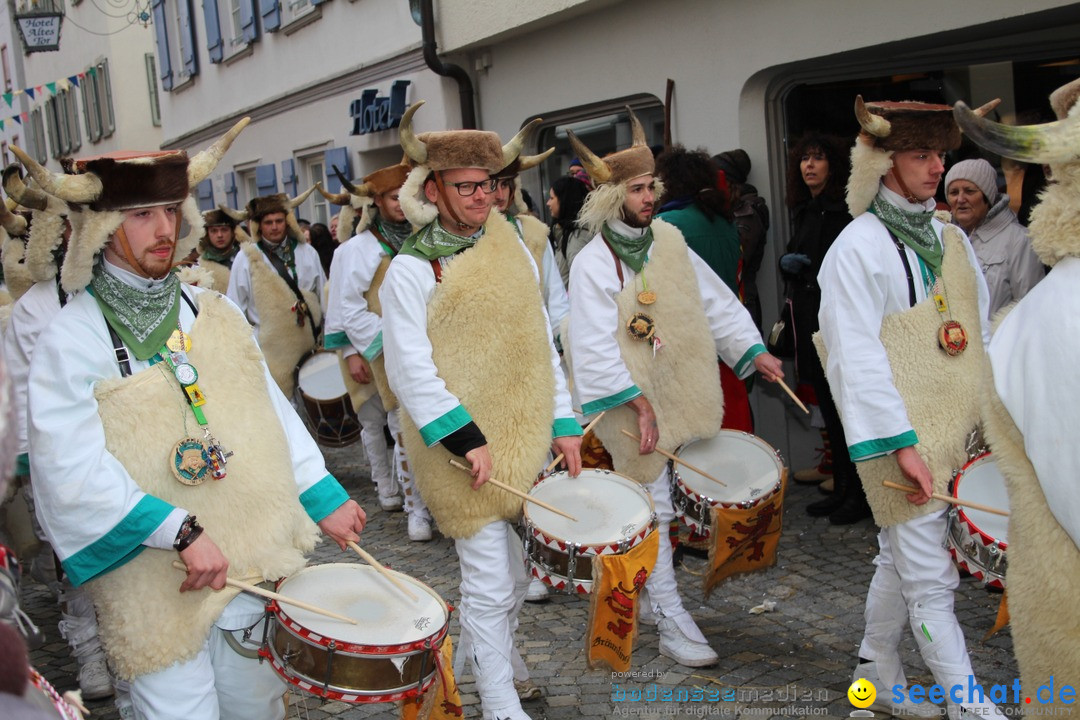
[523,470,656,594]
[294,351,362,447]
[947,453,1009,589]
[671,431,784,539]
[263,563,450,703]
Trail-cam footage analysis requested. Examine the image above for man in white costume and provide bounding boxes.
[18,121,367,720]
[817,97,997,720]
[194,209,242,292]
[957,78,1080,709]
[320,160,437,540]
[380,101,582,720]
[564,108,783,668]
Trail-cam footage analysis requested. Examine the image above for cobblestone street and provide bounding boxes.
[23,439,1017,719]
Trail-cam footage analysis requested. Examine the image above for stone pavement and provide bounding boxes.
[21,439,1018,719]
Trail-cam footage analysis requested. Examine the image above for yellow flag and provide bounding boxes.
[586,530,660,672]
[704,470,787,597]
[400,634,463,720]
[983,591,1009,640]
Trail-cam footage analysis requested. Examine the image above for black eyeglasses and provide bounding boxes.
[447,179,498,197]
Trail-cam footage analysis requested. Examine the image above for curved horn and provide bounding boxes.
[398,101,428,165]
[11,145,102,203]
[626,106,647,147]
[2,165,48,211]
[333,165,359,195]
[517,146,555,172]
[317,183,351,206]
[217,203,249,222]
[953,100,1080,164]
[973,98,1001,118]
[854,96,891,138]
[188,117,251,187]
[286,183,318,210]
[0,196,27,237]
[501,117,542,168]
[566,130,612,185]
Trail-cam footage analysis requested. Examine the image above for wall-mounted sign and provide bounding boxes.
[349,80,411,136]
[16,12,64,53]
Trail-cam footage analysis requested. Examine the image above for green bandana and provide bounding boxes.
[200,242,238,267]
[870,193,943,275]
[260,237,296,269]
[90,265,181,362]
[374,217,412,254]
[400,221,482,261]
[601,222,654,274]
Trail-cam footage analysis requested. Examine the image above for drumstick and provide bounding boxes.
[620,429,727,487]
[881,481,1009,517]
[346,541,419,602]
[544,411,606,474]
[447,459,579,522]
[171,561,357,624]
[775,377,810,415]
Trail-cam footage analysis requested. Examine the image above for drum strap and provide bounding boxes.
[105,289,199,377]
[886,230,917,308]
[601,237,625,289]
[430,258,443,283]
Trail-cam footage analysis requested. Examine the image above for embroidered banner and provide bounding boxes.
[704,470,787,597]
[399,634,463,720]
[586,530,659,672]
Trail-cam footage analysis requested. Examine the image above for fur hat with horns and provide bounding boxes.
[0,193,31,302]
[219,184,317,245]
[492,121,553,216]
[198,207,248,253]
[397,100,538,227]
[12,117,250,292]
[2,165,67,285]
[955,77,1080,267]
[845,96,1000,217]
[318,159,411,244]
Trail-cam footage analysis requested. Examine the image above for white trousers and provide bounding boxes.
[454,521,530,715]
[389,409,431,520]
[859,510,986,703]
[130,594,285,720]
[356,394,394,497]
[642,468,708,643]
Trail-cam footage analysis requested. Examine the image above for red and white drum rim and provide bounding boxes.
[951,452,1008,552]
[262,646,439,703]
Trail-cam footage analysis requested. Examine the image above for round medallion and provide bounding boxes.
[172,438,209,486]
[174,363,198,387]
[166,329,192,353]
[938,320,968,357]
[637,290,657,305]
[626,312,656,343]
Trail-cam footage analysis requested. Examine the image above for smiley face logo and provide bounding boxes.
[848,678,877,708]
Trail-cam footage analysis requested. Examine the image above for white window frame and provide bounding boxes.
[299,155,328,225]
[240,170,257,207]
[145,54,161,126]
[282,0,320,34]
[81,60,115,143]
[29,108,47,163]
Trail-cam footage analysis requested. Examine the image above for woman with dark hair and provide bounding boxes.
[781,133,867,524]
[547,175,591,286]
[308,222,336,276]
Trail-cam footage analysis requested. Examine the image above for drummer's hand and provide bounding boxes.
[753,352,784,383]
[347,354,372,384]
[465,445,493,490]
[551,435,583,477]
[896,446,933,505]
[317,499,367,550]
[627,395,658,454]
[178,534,229,592]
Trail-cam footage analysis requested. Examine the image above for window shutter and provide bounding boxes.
[259,0,280,33]
[202,0,224,63]
[323,147,350,193]
[239,0,257,42]
[311,0,327,6]
[255,164,278,196]
[151,0,173,91]
[196,179,215,211]
[178,0,198,78]
[281,159,297,196]
[224,171,238,209]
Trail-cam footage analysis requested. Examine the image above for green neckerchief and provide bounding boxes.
[869,192,942,275]
[601,222,654,274]
[374,216,412,254]
[259,237,296,276]
[200,242,239,267]
[89,265,181,362]
[399,221,483,261]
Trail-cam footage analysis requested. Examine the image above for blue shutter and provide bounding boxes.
[281,159,297,196]
[196,179,215,211]
[255,164,278,196]
[202,0,224,63]
[260,0,280,33]
[239,0,257,43]
[324,147,350,193]
[311,0,327,6]
[224,172,238,209]
[178,0,198,78]
[151,0,173,91]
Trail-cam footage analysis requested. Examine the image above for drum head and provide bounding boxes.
[526,470,653,545]
[297,352,348,401]
[677,431,783,505]
[276,564,446,646]
[954,455,1009,544]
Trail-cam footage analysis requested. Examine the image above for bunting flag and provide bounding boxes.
[24,87,34,100]
[12,115,21,125]
[2,93,10,108]
[68,74,79,88]
[0,65,102,134]
[46,82,56,95]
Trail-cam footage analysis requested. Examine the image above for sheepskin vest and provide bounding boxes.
[337,254,398,413]
[814,225,984,528]
[583,220,724,485]
[516,214,549,287]
[242,244,322,398]
[198,258,231,294]
[399,215,555,539]
[982,360,1080,702]
[86,292,318,680]
[2,234,32,301]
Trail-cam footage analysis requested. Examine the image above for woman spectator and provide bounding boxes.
[307,222,336,277]
[547,175,591,287]
[945,158,1044,316]
[780,133,868,524]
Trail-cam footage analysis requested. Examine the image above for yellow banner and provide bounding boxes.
[586,530,660,672]
[984,591,1009,640]
[704,470,787,597]
[400,634,463,720]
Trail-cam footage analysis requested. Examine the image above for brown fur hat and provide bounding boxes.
[242,185,316,244]
[203,208,237,228]
[246,193,290,222]
[364,162,411,196]
[568,106,654,187]
[61,151,191,212]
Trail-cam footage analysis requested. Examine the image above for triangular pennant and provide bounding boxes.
[13,115,22,125]
[2,93,10,108]
[0,120,5,131]
[25,87,34,100]
[21,112,28,121]
[69,74,80,88]
[87,67,97,78]
[46,82,57,95]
